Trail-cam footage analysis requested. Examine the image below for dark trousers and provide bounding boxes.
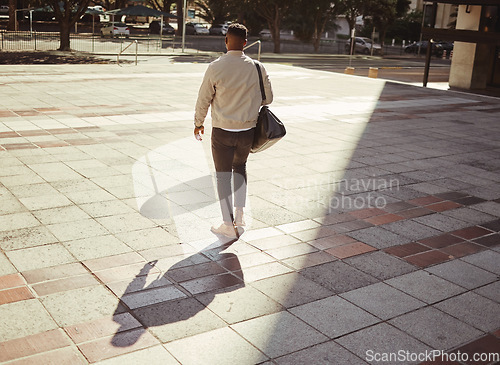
[211,127,255,224]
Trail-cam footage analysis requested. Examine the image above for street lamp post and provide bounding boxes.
[181,0,186,52]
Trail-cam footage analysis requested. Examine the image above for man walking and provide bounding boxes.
[194,23,273,238]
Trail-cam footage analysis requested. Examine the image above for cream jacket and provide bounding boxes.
[194,50,273,130]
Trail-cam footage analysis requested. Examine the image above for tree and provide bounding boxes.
[288,0,341,52]
[364,0,410,54]
[195,0,235,25]
[8,0,16,31]
[244,0,294,53]
[48,0,91,51]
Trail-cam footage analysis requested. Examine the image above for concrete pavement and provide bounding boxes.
[0,56,499,364]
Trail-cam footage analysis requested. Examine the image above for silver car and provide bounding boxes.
[346,37,381,55]
[100,22,130,38]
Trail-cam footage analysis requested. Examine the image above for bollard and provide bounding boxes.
[368,67,378,78]
[345,67,355,75]
[450,50,453,59]
[442,50,447,59]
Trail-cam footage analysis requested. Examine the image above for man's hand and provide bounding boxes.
[194,126,204,141]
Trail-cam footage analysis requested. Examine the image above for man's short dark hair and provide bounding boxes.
[227,23,247,40]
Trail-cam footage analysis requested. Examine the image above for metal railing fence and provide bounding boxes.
[0,31,176,54]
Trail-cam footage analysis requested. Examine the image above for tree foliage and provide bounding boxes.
[195,0,236,25]
[287,0,341,52]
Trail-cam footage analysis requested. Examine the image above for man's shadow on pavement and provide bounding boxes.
[110,238,244,347]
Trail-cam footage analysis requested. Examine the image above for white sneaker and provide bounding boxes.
[234,208,245,227]
[211,223,237,239]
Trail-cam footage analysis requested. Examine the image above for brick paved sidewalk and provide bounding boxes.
[0,59,499,364]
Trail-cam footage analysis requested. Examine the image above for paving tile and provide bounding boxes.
[470,201,500,217]
[461,250,500,274]
[0,226,59,251]
[6,244,75,272]
[404,250,453,268]
[308,234,357,250]
[289,295,379,338]
[83,252,145,272]
[250,272,333,308]
[414,213,470,232]
[231,311,328,358]
[40,286,120,327]
[281,250,336,270]
[0,252,16,276]
[180,272,243,295]
[0,273,25,290]
[454,196,487,206]
[452,334,500,365]
[197,285,283,324]
[426,260,498,289]
[301,261,379,294]
[344,251,417,280]
[408,195,443,206]
[47,218,109,241]
[418,234,464,249]
[18,194,73,211]
[473,234,500,248]
[364,213,404,225]
[276,219,322,234]
[77,328,159,363]
[325,241,377,259]
[397,207,434,219]
[451,226,494,240]
[121,286,187,309]
[480,219,500,232]
[389,307,483,350]
[384,242,431,257]
[274,340,367,365]
[115,227,180,250]
[0,212,40,232]
[0,328,72,363]
[65,313,142,344]
[341,282,425,320]
[0,299,58,342]
[266,242,318,260]
[290,226,340,242]
[443,207,496,225]
[434,292,500,332]
[0,286,34,305]
[32,205,91,225]
[236,261,294,282]
[133,297,227,343]
[386,270,466,304]
[166,326,267,365]
[382,220,442,241]
[347,226,410,249]
[440,241,486,258]
[63,235,133,261]
[336,322,432,365]
[5,347,88,365]
[348,208,386,219]
[247,234,301,251]
[427,201,462,212]
[30,273,99,296]
[96,213,158,234]
[474,281,500,302]
[94,262,160,284]
[92,345,179,365]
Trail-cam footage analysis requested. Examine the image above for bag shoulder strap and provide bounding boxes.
[254,61,266,102]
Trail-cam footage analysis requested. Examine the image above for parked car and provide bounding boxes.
[404,41,444,57]
[149,21,175,35]
[0,5,9,14]
[185,22,209,35]
[209,23,228,35]
[345,37,381,55]
[100,22,130,38]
